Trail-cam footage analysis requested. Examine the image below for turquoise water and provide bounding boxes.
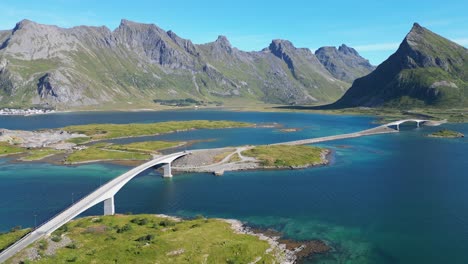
[0,110,467,263]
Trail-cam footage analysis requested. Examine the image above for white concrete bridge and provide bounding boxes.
[0,151,189,262]
[272,119,443,146]
[384,119,429,130]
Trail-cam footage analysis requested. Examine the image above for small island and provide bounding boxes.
[172,145,330,176]
[278,128,301,133]
[428,129,464,138]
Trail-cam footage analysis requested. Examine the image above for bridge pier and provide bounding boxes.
[162,163,172,178]
[416,121,420,128]
[103,196,115,215]
[396,124,400,131]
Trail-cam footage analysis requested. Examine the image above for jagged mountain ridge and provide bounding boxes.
[0,19,363,109]
[315,44,375,82]
[333,23,468,108]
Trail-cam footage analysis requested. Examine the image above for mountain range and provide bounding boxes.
[0,19,374,109]
[333,23,468,108]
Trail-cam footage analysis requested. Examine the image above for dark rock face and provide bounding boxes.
[269,40,297,75]
[315,44,375,83]
[333,23,468,108]
[0,19,357,108]
[37,73,57,99]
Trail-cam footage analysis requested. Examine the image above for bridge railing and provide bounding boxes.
[1,152,190,260]
[0,184,100,257]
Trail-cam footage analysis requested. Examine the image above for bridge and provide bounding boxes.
[0,151,189,263]
[385,119,430,130]
[272,119,440,146]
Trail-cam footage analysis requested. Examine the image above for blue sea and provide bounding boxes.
[0,110,467,263]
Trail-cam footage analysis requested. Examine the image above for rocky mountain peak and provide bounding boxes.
[214,35,232,49]
[167,30,199,56]
[13,19,34,29]
[269,39,295,52]
[315,44,375,83]
[333,23,468,108]
[338,44,358,56]
[410,22,424,33]
[119,19,136,27]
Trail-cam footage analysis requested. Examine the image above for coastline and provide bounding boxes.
[153,214,330,264]
[2,213,330,263]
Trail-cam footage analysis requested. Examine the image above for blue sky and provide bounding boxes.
[0,0,467,64]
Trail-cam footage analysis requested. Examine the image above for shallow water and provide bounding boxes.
[0,110,467,263]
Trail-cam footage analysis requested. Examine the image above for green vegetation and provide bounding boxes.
[212,149,236,163]
[0,228,31,252]
[154,98,223,107]
[66,137,91,145]
[0,142,24,156]
[4,215,277,263]
[65,143,151,164]
[428,129,464,138]
[62,120,253,141]
[106,141,183,153]
[243,145,327,167]
[228,153,241,163]
[20,149,64,161]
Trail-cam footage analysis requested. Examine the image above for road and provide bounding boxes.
[0,152,189,263]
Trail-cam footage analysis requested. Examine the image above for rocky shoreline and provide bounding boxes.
[223,219,331,263]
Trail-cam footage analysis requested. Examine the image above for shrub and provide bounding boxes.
[135,234,155,242]
[194,215,205,220]
[66,243,77,249]
[66,256,77,262]
[38,240,48,250]
[130,218,148,226]
[51,235,62,242]
[116,224,132,233]
[10,226,22,232]
[158,220,175,227]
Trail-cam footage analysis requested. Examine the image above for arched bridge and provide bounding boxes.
[384,119,429,130]
[0,151,190,262]
[272,119,442,146]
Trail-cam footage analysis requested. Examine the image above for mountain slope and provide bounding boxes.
[333,23,468,108]
[315,44,375,82]
[0,19,354,109]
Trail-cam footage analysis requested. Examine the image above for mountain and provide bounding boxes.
[0,19,357,109]
[333,23,468,108]
[315,44,375,82]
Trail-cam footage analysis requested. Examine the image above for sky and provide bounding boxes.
[0,0,467,65]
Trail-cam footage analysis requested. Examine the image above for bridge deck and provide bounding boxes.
[272,126,398,146]
[0,152,188,263]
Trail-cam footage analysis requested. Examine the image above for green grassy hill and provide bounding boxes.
[333,23,468,108]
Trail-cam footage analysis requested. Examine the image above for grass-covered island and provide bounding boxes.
[243,145,329,168]
[173,145,330,176]
[428,129,464,138]
[0,214,329,263]
[63,120,253,142]
[0,120,254,164]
